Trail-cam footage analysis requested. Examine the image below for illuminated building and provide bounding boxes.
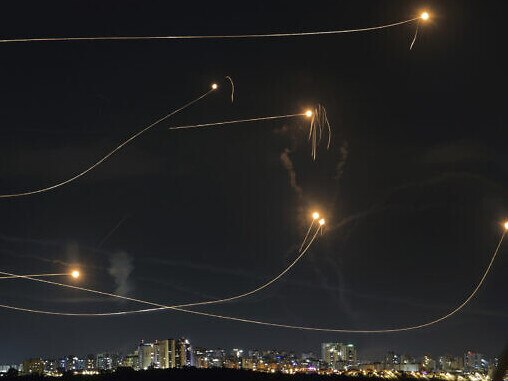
[321,343,357,370]
[439,355,464,372]
[154,340,170,369]
[85,354,96,372]
[464,351,487,373]
[138,342,155,370]
[96,353,119,371]
[175,338,192,367]
[421,355,436,372]
[120,352,139,370]
[21,358,45,375]
[384,351,400,369]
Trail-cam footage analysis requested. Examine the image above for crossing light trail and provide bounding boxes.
[0,221,505,334]
[0,218,324,314]
[0,272,78,280]
[0,14,428,44]
[168,107,331,159]
[0,84,219,199]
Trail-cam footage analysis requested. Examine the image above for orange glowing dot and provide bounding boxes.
[312,212,320,220]
[420,12,430,21]
[71,270,80,279]
[211,83,218,90]
[305,110,313,118]
[318,218,325,226]
[504,221,508,230]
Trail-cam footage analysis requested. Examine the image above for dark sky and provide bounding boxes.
[0,0,506,364]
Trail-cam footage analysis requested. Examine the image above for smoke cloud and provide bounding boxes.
[108,251,134,296]
[280,148,303,199]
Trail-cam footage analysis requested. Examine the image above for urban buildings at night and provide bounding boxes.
[0,337,501,379]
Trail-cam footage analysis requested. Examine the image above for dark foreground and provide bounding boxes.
[3,368,432,381]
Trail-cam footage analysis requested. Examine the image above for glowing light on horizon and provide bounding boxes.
[211,83,218,90]
[504,221,508,230]
[305,110,313,118]
[71,270,80,279]
[312,212,320,220]
[319,218,325,226]
[420,12,430,21]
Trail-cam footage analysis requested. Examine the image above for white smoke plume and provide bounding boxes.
[280,148,303,199]
[108,251,134,296]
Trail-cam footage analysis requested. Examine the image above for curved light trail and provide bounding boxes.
[0,86,217,199]
[0,228,504,334]
[0,17,422,44]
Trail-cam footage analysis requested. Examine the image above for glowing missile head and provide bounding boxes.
[211,83,218,90]
[312,212,320,220]
[504,221,508,230]
[420,11,430,21]
[71,270,80,279]
[305,110,313,118]
[318,218,325,226]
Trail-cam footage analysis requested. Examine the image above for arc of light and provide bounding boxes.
[0,230,504,334]
[299,220,316,252]
[0,226,321,313]
[0,17,420,44]
[168,113,306,131]
[0,230,504,333]
[0,273,68,280]
[0,86,216,199]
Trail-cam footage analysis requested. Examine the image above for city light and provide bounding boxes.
[305,110,313,117]
[211,83,218,90]
[420,11,430,21]
[71,270,80,279]
[319,218,325,226]
[504,221,508,230]
[312,212,320,220]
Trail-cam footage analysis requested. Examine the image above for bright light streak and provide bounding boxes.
[0,227,505,333]
[312,212,320,220]
[71,270,80,279]
[0,86,215,199]
[420,12,430,21]
[0,16,421,44]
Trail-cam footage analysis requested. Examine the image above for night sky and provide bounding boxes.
[0,0,506,364]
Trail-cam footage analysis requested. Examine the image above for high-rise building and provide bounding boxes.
[175,338,192,367]
[321,343,357,370]
[138,342,155,370]
[154,340,170,369]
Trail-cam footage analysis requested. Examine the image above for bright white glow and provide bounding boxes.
[312,212,320,220]
[504,221,508,230]
[305,110,313,118]
[71,270,80,279]
[211,83,218,90]
[318,218,325,226]
[420,12,430,21]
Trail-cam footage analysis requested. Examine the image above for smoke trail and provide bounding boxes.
[280,148,303,199]
[107,252,134,296]
[334,141,349,182]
